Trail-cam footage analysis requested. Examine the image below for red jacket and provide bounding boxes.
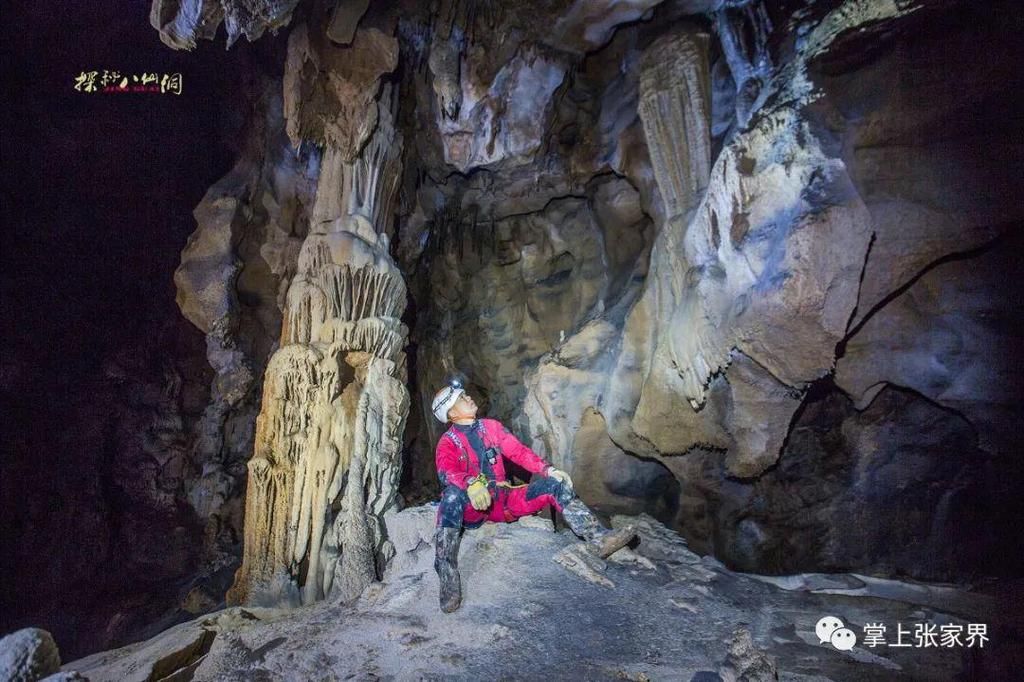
[435,418,549,489]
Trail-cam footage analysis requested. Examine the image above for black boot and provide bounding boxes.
[433,527,463,613]
[561,498,637,559]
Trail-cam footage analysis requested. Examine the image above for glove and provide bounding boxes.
[545,466,573,490]
[466,474,491,511]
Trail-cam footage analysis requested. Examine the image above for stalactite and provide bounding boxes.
[638,26,713,221]
[715,0,774,128]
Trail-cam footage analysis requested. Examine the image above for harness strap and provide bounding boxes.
[446,422,524,489]
[444,429,465,455]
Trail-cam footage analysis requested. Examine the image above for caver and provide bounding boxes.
[430,377,637,613]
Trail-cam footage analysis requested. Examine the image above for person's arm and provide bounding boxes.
[436,434,473,489]
[486,419,550,475]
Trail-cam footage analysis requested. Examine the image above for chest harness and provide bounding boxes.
[444,421,528,498]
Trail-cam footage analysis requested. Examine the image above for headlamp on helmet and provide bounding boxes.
[431,377,466,423]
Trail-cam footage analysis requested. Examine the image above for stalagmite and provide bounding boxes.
[228,73,409,605]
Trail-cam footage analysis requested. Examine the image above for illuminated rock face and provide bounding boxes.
[476,1,1024,581]
[227,18,409,606]
[228,138,409,604]
[12,0,1024,667]
[150,0,302,50]
[168,0,1024,595]
[637,27,712,221]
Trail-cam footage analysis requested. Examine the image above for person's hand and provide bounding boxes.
[467,475,491,511]
[545,466,573,490]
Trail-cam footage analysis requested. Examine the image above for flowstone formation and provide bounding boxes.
[173,77,313,584]
[225,14,410,606]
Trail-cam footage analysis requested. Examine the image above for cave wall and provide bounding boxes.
[397,0,1024,581]
[169,0,1023,585]
[5,0,1022,658]
[660,0,1024,579]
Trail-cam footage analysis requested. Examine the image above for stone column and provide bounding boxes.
[228,53,409,604]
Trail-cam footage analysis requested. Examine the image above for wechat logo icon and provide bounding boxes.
[816,615,857,651]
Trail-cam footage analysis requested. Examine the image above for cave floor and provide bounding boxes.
[66,508,1018,681]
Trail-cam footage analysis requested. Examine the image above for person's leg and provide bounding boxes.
[522,475,574,513]
[434,485,477,613]
[498,477,571,521]
[506,478,638,559]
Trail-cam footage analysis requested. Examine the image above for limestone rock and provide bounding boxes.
[714,1,773,128]
[645,0,1024,581]
[0,629,60,682]
[671,385,1008,580]
[399,0,1024,591]
[613,513,702,566]
[150,0,300,50]
[549,0,665,53]
[229,88,410,608]
[435,45,566,172]
[718,628,778,682]
[174,80,313,576]
[553,543,615,588]
[516,513,555,532]
[811,3,1024,331]
[416,178,650,472]
[283,23,399,160]
[515,2,876,503]
[62,507,1010,681]
[149,0,224,50]
[65,607,285,682]
[136,0,1024,645]
[638,26,712,219]
[836,237,1024,455]
[327,0,369,45]
[427,29,462,121]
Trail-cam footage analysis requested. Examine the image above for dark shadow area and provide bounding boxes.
[0,0,284,659]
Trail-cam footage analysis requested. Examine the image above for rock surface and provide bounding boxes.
[173,78,315,582]
[155,0,1024,602]
[0,629,61,682]
[150,0,301,50]
[8,0,1024,666]
[62,508,1019,680]
[401,0,1024,585]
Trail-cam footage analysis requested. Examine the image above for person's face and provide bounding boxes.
[448,392,478,421]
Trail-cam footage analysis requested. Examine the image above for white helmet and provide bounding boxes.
[431,379,465,423]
